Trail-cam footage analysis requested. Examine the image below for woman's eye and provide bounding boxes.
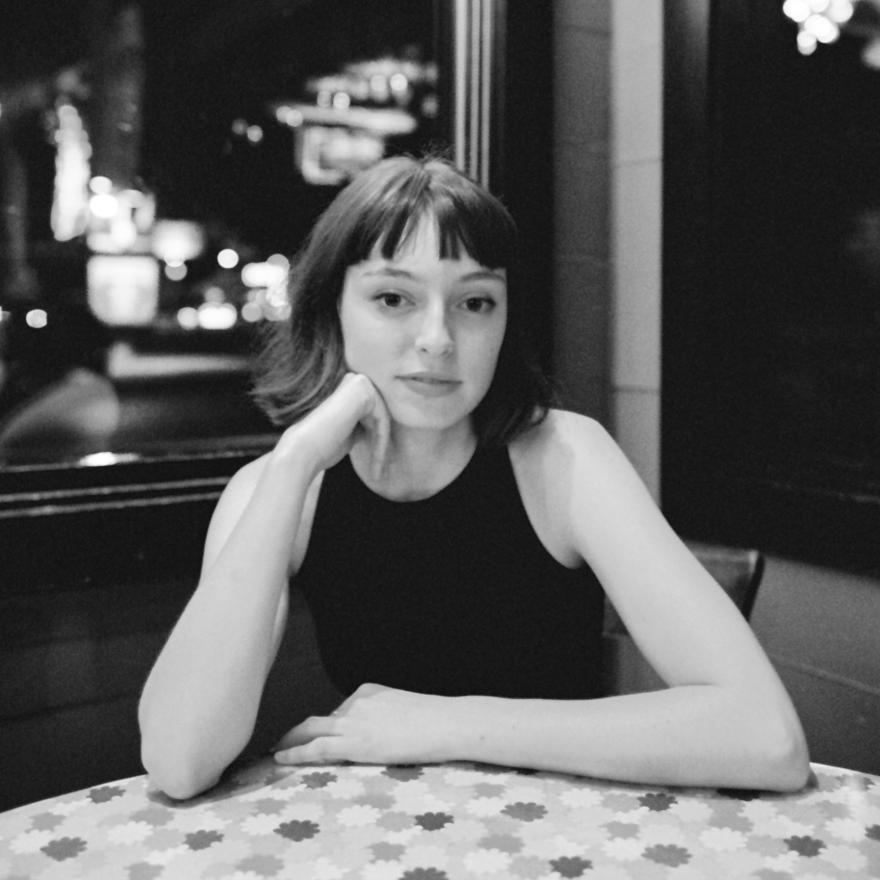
[377,292,406,308]
[462,296,495,314]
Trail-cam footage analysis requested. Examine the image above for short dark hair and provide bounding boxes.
[252,155,554,446]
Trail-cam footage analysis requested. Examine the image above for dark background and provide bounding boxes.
[662,0,880,574]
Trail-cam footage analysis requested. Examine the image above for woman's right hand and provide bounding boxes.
[275,372,391,481]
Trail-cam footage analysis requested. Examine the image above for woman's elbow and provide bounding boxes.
[137,698,242,799]
[153,774,217,802]
[139,711,225,800]
[759,713,811,792]
[141,740,222,801]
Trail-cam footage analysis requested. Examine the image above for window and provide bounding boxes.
[662,0,880,573]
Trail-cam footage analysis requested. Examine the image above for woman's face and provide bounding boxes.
[338,217,507,436]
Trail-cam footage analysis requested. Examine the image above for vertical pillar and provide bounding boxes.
[452,0,502,187]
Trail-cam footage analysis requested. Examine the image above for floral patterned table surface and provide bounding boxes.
[1,757,878,879]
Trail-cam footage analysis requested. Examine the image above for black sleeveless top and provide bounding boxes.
[295,446,606,699]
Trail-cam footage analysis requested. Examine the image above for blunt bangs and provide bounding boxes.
[343,159,517,271]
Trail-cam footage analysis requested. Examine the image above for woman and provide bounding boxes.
[138,156,809,800]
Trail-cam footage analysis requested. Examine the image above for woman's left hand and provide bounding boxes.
[272,683,456,766]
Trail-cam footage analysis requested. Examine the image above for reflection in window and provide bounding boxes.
[0,1,441,465]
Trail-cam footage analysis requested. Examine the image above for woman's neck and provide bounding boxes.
[350,421,478,501]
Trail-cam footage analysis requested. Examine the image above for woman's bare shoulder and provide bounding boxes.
[512,408,615,472]
[508,410,618,566]
[512,409,636,514]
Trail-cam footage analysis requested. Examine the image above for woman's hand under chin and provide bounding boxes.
[274,372,392,482]
[272,683,459,767]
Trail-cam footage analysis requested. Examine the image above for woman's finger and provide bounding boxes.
[274,735,348,765]
[370,398,392,482]
[273,715,341,751]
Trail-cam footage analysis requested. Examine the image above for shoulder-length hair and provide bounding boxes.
[252,155,555,446]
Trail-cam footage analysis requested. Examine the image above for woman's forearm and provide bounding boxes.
[451,686,810,792]
[138,448,316,799]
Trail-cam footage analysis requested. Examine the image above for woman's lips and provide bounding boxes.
[397,374,462,397]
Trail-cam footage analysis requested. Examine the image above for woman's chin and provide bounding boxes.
[386,400,473,436]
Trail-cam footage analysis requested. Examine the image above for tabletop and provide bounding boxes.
[1,757,878,880]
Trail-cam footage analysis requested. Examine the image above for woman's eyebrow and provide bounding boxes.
[361,267,416,279]
[459,269,506,282]
[360,266,505,282]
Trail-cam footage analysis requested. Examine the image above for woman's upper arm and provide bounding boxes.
[556,413,777,692]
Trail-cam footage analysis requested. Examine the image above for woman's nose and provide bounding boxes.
[415,307,454,356]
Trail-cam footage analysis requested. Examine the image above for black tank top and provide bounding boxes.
[295,446,605,699]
